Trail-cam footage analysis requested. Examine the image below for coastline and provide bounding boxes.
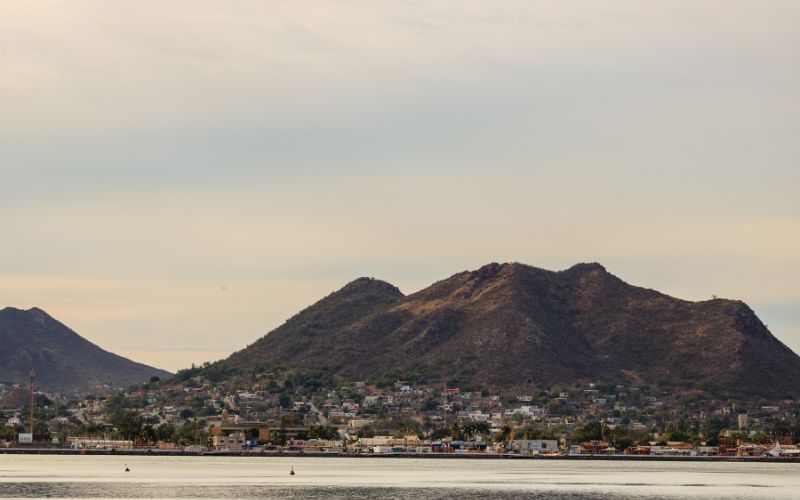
[2,448,799,462]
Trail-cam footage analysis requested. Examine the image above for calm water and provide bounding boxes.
[1,455,798,499]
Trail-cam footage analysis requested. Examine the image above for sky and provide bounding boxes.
[1,1,798,372]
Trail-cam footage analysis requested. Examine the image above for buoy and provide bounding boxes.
[290,466,295,476]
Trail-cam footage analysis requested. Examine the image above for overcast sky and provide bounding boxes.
[2,1,798,372]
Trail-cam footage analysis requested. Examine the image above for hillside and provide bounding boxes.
[201,263,800,400]
[0,307,171,397]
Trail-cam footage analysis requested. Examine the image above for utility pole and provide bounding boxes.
[30,371,35,437]
[55,397,60,443]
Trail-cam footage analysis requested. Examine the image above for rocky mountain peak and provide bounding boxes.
[204,261,800,400]
[338,277,403,298]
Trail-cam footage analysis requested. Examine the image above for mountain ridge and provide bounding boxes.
[0,306,172,396]
[199,262,800,400]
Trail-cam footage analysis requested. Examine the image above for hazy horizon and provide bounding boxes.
[2,1,798,372]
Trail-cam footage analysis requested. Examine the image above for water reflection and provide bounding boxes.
[0,455,797,499]
[0,482,653,499]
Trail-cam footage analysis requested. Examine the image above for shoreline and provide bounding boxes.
[2,448,799,463]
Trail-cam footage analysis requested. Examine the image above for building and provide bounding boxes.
[511,439,559,454]
[212,432,246,450]
[738,413,748,430]
[347,418,375,430]
[577,441,615,455]
[651,442,694,456]
[68,437,133,449]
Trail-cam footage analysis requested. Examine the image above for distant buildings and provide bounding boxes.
[68,437,133,449]
[3,372,800,458]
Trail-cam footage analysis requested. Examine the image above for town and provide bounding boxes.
[2,370,800,459]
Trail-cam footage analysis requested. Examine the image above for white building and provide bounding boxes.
[212,432,246,450]
[512,439,558,454]
[68,437,133,449]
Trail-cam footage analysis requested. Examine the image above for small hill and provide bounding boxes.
[0,307,171,397]
[200,263,800,400]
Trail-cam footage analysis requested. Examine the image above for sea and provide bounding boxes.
[1,455,798,499]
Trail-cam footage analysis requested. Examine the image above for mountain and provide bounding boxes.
[0,307,171,397]
[203,263,800,400]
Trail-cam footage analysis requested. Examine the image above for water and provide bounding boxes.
[1,455,798,499]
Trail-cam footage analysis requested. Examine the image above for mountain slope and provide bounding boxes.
[219,277,404,376]
[0,307,171,396]
[203,263,800,399]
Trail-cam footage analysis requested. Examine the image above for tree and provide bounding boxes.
[157,423,176,442]
[547,400,569,416]
[514,425,543,441]
[770,420,791,437]
[662,419,698,444]
[268,429,288,446]
[499,424,512,443]
[141,425,157,444]
[118,411,144,441]
[175,420,207,445]
[430,426,449,441]
[462,421,491,440]
[104,393,131,427]
[450,422,464,441]
[317,425,339,440]
[0,426,16,441]
[32,422,51,442]
[606,427,634,451]
[572,421,603,443]
[702,416,727,446]
[418,398,438,412]
[308,425,339,440]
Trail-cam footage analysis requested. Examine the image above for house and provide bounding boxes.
[512,439,559,454]
[695,446,719,456]
[303,439,345,453]
[347,418,375,430]
[651,442,693,456]
[212,431,246,451]
[578,441,614,455]
[68,437,133,449]
[737,443,767,457]
[468,412,490,422]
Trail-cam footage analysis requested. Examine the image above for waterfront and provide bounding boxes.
[1,455,799,499]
